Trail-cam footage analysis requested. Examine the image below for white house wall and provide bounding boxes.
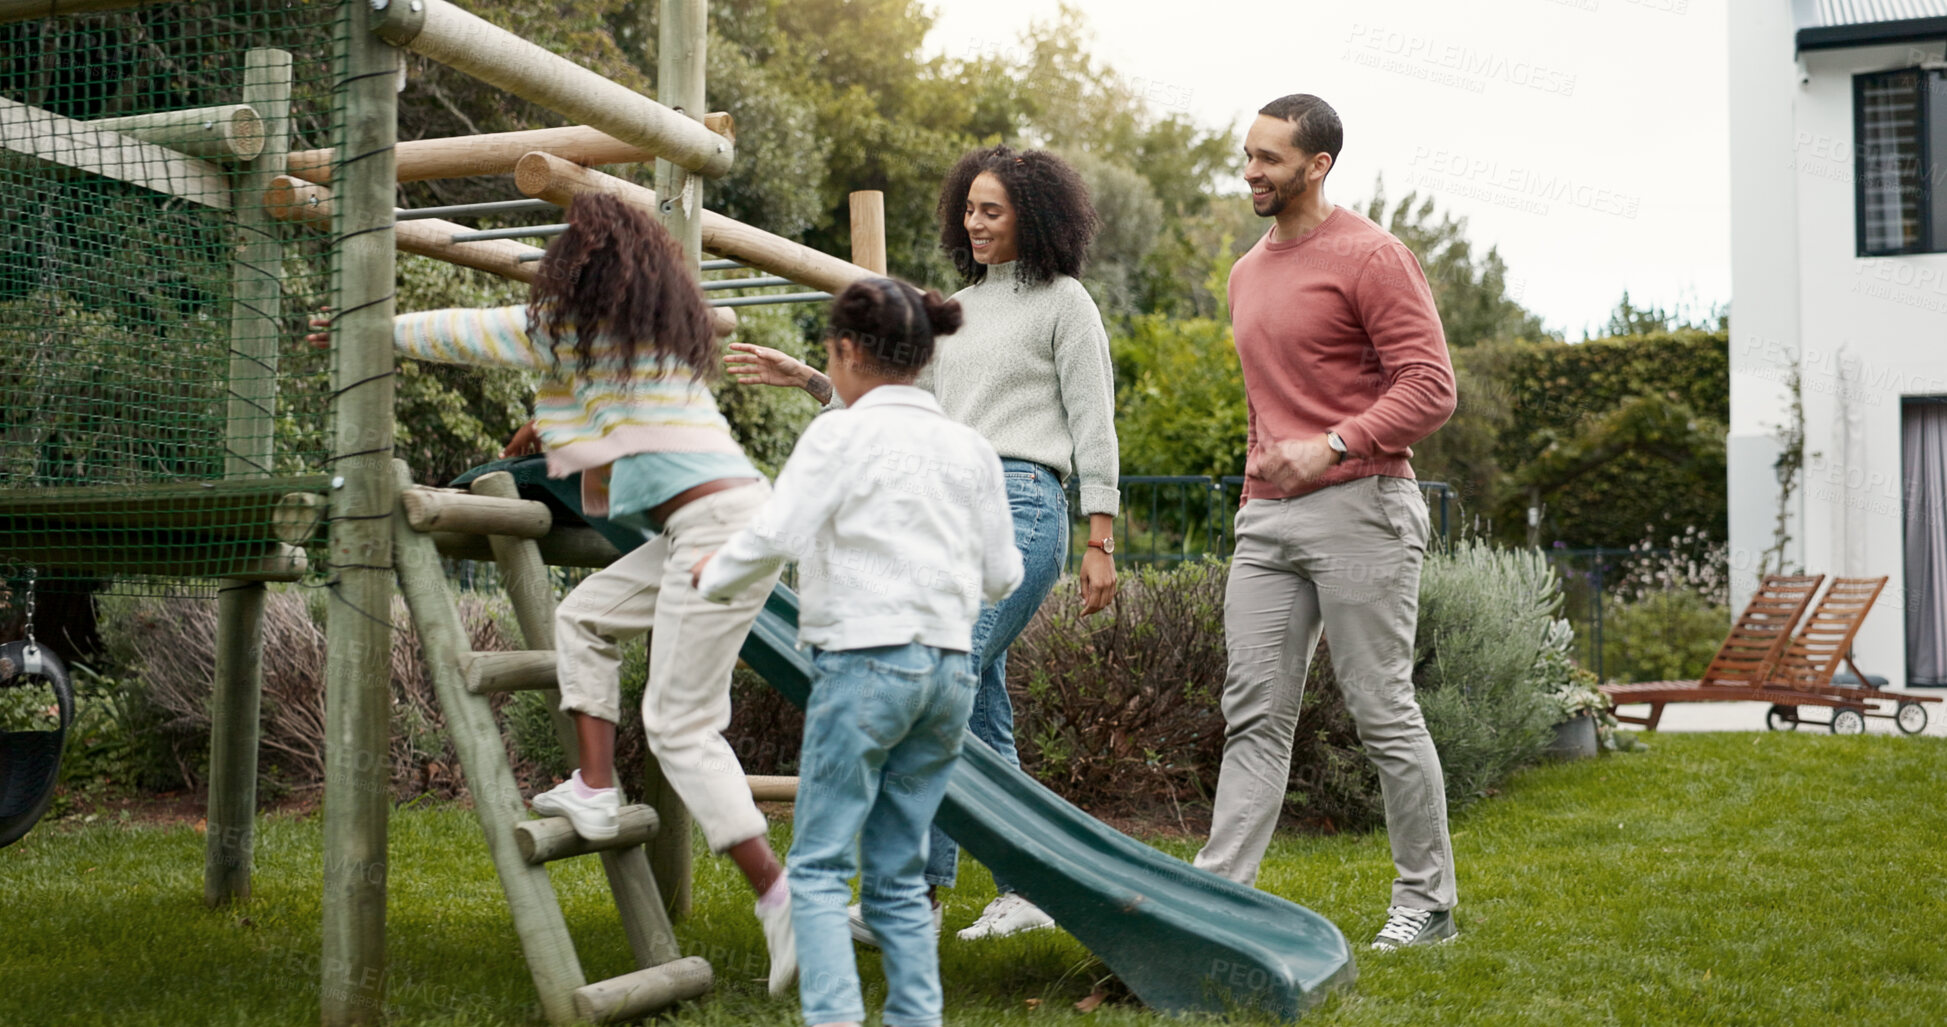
[1788,41,1947,685]
[1727,0,1805,609]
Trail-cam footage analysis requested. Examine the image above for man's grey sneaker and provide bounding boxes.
[846,900,943,948]
[1369,906,1457,950]
[528,775,620,841]
[755,885,798,998]
[955,893,1054,941]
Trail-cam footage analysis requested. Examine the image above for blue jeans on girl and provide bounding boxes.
[790,643,977,1027]
[922,459,1070,891]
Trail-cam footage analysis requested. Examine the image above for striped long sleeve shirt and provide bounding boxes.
[394,305,744,512]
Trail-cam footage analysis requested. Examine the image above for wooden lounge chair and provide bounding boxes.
[1757,577,1941,734]
[1599,574,1825,730]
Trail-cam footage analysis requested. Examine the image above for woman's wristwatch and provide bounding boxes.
[1087,537,1114,555]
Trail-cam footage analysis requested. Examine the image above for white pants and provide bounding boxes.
[554,480,780,852]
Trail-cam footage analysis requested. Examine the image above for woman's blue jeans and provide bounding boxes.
[922,459,1070,891]
[790,643,976,1027]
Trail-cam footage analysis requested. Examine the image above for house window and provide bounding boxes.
[1855,68,1947,256]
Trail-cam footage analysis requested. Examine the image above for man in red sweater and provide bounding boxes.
[1193,94,1461,951]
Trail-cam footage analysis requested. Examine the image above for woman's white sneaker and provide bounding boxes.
[954,893,1054,940]
[1369,906,1457,950]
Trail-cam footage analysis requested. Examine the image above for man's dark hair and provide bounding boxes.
[937,144,1099,286]
[1259,94,1343,166]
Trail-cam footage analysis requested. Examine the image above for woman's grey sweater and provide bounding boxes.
[916,260,1120,516]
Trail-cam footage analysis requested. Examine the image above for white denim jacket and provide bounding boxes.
[697,385,1023,652]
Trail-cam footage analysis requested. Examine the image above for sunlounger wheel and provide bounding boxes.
[1830,708,1866,735]
[1896,701,1928,735]
[1766,705,1798,732]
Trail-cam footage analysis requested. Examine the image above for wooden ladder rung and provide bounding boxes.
[516,804,661,864]
[461,650,557,693]
[573,957,714,1024]
[402,486,552,537]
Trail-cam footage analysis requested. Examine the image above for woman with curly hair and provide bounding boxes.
[320,191,798,996]
[726,144,1120,943]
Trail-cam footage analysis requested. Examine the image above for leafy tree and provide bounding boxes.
[1600,290,1728,338]
[1361,179,1554,348]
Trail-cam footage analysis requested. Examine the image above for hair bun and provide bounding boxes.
[921,290,963,336]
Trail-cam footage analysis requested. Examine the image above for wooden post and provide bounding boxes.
[849,190,887,275]
[321,4,398,1022]
[372,0,731,177]
[646,0,709,921]
[206,48,290,909]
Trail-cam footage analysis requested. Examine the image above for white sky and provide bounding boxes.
[922,0,1729,339]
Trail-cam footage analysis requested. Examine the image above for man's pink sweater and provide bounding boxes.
[1228,206,1457,500]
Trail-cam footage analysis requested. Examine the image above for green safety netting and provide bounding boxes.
[1,0,349,606]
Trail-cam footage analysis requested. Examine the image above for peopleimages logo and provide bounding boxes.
[1407,146,1640,219]
[1343,24,1577,97]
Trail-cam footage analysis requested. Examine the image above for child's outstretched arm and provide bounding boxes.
[393,305,553,370]
[977,446,1025,604]
[695,419,850,602]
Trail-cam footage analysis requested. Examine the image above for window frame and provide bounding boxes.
[1855,66,1942,258]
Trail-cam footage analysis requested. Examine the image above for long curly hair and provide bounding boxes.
[527,192,716,379]
[937,144,1099,287]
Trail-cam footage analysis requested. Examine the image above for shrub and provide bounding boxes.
[1600,590,1729,684]
[1005,560,1231,815]
[97,588,526,799]
[1004,541,1572,832]
[1413,540,1565,802]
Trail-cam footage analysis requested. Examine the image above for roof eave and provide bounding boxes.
[1797,16,1947,52]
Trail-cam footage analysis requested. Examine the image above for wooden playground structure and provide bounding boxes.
[1,1,1370,1022]
[0,0,887,1022]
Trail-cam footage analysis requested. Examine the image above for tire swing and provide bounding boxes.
[1,637,73,848]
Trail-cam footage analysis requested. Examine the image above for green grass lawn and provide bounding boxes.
[6,732,1946,1026]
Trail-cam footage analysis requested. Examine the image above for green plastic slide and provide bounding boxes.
[452,458,1356,1018]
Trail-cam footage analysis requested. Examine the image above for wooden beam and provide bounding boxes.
[849,190,887,276]
[0,477,331,536]
[401,486,551,538]
[0,0,170,25]
[431,525,622,567]
[514,804,661,864]
[747,776,798,802]
[373,0,733,178]
[572,958,713,1024]
[269,179,737,336]
[284,117,733,185]
[397,217,546,283]
[91,104,263,162]
[459,649,556,694]
[0,96,230,209]
[515,153,876,296]
[265,174,332,224]
[0,540,307,581]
